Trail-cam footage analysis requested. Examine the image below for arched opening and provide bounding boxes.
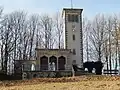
[40,56,48,71]
[31,64,35,71]
[49,56,57,71]
[58,56,66,70]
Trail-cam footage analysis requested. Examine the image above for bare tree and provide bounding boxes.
[106,16,113,72]
[22,21,29,60]
[54,12,64,49]
[82,17,91,62]
[89,14,107,61]
[0,14,15,74]
[112,15,119,72]
[0,7,4,70]
[28,14,40,60]
[117,16,120,70]
[40,14,55,49]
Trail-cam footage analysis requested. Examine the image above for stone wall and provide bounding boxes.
[22,71,73,79]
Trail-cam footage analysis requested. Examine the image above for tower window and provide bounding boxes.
[73,49,76,55]
[68,14,79,22]
[73,34,75,40]
[68,14,72,22]
[72,15,74,22]
[75,15,78,22]
[72,60,76,64]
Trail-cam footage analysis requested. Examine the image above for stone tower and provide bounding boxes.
[62,8,83,68]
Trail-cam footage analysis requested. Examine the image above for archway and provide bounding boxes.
[49,56,57,70]
[40,56,48,71]
[58,56,66,70]
[31,64,35,71]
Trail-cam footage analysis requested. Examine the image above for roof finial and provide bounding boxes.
[71,0,73,9]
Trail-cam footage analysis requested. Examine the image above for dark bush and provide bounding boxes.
[0,74,15,80]
[0,70,22,80]
[83,61,94,73]
[94,61,103,75]
[33,74,37,78]
[83,61,104,75]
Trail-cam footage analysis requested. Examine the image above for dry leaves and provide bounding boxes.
[0,75,120,87]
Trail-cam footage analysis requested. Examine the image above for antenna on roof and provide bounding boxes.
[71,0,73,9]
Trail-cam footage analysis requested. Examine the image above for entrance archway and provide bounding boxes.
[40,56,48,71]
[58,56,66,70]
[49,56,57,70]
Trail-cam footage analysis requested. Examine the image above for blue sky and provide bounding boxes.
[0,0,120,18]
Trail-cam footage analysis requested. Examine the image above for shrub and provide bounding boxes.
[83,61,94,73]
[83,61,103,75]
[94,61,103,75]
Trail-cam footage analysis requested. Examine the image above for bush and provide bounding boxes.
[83,61,103,75]
[94,61,103,75]
[83,61,94,73]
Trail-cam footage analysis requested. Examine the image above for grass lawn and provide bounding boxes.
[1,75,120,90]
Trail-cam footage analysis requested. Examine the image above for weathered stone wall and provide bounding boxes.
[14,60,37,74]
[35,49,72,71]
[22,71,72,79]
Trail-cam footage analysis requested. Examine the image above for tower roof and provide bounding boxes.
[62,8,83,17]
[63,8,83,11]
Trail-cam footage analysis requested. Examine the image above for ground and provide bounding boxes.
[1,75,120,90]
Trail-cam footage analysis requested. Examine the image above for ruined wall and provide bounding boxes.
[22,71,72,79]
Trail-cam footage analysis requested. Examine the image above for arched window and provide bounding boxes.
[73,49,76,55]
[40,56,48,71]
[73,34,75,40]
[49,56,57,71]
[58,56,66,70]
